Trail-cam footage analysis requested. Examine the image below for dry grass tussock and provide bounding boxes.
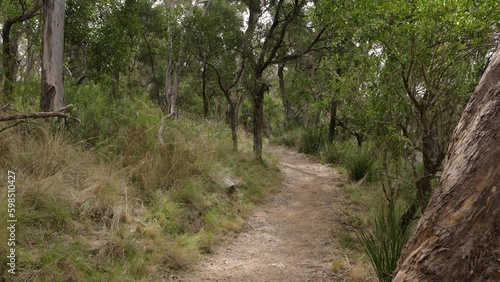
[0,119,281,281]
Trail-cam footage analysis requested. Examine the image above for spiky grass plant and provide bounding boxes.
[344,148,378,182]
[298,128,326,155]
[357,202,411,281]
[321,141,353,164]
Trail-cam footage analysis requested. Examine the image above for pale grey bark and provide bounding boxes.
[40,0,65,112]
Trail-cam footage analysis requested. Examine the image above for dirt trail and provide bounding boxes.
[178,146,346,281]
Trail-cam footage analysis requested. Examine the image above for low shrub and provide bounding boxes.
[321,141,353,164]
[298,128,326,155]
[344,148,378,182]
[273,129,302,148]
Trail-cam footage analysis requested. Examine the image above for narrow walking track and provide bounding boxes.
[178,146,346,281]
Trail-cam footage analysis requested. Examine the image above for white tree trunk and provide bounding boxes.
[40,0,65,112]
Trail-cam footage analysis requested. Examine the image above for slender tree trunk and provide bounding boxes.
[40,0,66,112]
[328,99,338,143]
[278,63,291,131]
[2,29,20,100]
[25,42,37,82]
[1,1,42,102]
[170,64,180,115]
[252,84,266,162]
[416,132,435,212]
[111,71,119,98]
[229,104,238,150]
[0,56,3,88]
[2,22,16,101]
[394,46,500,281]
[329,67,342,143]
[304,103,311,128]
[202,63,209,118]
[164,59,180,116]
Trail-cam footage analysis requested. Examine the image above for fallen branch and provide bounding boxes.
[0,104,74,122]
[0,121,28,133]
[0,111,68,122]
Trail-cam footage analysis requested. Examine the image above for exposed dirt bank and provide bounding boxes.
[177,146,352,281]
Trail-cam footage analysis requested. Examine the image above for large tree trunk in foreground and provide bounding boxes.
[393,46,500,281]
[40,0,66,112]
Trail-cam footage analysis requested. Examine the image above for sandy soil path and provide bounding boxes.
[178,146,346,281]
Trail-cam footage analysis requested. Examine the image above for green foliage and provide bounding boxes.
[357,203,412,282]
[65,84,161,146]
[273,128,302,148]
[0,94,281,280]
[2,0,499,279]
[298,128,327,155]
[321,141,352,164]
[343,147,378,182]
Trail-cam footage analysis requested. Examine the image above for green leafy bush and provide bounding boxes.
[298,128,326,155]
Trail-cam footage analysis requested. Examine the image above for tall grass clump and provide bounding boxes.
[357,202,412,282]
[273,128,302,148]
[344,147,378,181]
[298,128,326,155]
[321,141,352,164]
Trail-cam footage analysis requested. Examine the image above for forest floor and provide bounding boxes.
[175,146,370,282]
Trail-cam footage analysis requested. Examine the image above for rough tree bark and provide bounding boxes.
[40,0,66,112]
[393,46,500,281]
[328,67,341,143]
[252,81,266,160]
[328,99,338,142]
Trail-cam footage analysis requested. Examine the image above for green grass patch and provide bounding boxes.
[0,95,281,281]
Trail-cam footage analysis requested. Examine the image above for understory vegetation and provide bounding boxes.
[1,0,499,280]
[274,128,417,280]
[0,88,281,281]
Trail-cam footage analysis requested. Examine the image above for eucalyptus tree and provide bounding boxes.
[368,0,496,211]
[242,0,327,161]
[65,0,98,81]
[187,0,245,149]
[1,0,42,101]
[67,0,150,98]
[40,0,66,111]
[160,0,194,115]
[320,0,497,211]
